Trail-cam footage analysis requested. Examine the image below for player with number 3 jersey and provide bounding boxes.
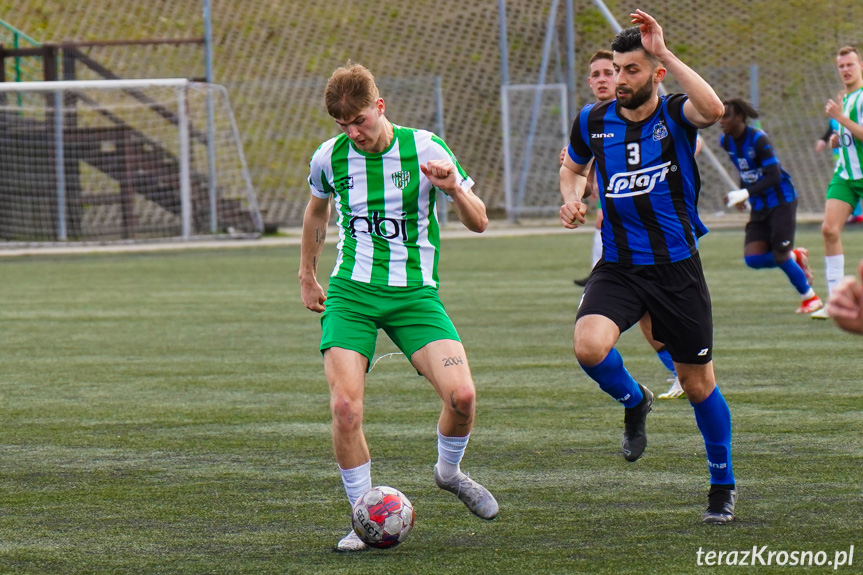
[559,10,738,525]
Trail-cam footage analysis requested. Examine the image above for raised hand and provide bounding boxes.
[825,98,843,121]
[630,9,667,57]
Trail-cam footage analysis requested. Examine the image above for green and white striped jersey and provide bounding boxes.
[836,86,863,181]
[308,124,473,288]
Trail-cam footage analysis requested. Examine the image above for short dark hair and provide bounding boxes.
[724,98,759,121]
[589,50,613,65]
[611,26,660,66]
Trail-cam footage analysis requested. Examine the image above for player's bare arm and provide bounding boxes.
[826,98,863,141]
[631,9,723,128]
[559,154,589,229]
[298,194,331,313]
[421,159,488,233]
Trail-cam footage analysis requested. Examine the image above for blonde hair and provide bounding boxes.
[324,62,380,120]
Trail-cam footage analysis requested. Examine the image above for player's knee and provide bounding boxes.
[330,395,363,433]
[679,375,714,403]
[822,220,841,242]
[743,254,762,269]
[574,341,611,367]
[744,253,774,269]
[445,383,476,417]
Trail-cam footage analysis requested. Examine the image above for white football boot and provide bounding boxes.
[434,464,499,520]
[810,306,829,320]
[657,377,685,399]
[336,529,368,552]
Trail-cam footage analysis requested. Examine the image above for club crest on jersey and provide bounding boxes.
[606,162,673,197]
[391,170,411,190]
[652,122,668,141]
[335,176,354,192]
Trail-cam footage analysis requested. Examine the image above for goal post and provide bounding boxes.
[501,83,570,221]
[0,78,262,244]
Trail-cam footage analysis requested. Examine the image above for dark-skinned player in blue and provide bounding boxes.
[719,98,822,315]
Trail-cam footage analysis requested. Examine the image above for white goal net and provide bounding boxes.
[0,79,262,244]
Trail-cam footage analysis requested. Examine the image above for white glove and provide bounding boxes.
[724,188,749,207]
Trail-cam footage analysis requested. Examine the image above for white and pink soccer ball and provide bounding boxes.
[351,486,415,549]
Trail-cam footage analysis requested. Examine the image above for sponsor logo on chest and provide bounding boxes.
[606,162,674,197]
[349,211,408,241]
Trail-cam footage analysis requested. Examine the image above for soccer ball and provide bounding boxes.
[351,486,415,549]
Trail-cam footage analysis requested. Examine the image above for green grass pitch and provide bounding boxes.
[0,225,861,574]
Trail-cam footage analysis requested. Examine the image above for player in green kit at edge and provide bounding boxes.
[812,46,863,318]
[299,62,498,552]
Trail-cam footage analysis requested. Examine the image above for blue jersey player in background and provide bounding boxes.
[719,98,823,315]
[559,10,737,524]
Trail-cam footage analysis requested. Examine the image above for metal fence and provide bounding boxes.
[1,0,862,226]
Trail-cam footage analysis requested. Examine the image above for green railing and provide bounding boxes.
[0,18,42,89]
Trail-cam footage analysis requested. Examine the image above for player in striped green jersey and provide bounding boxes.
[299,63,498,551]
[816,46,863,319]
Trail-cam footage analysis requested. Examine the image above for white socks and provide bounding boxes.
[339,461,372,507]
[825,254,845,298]
[591,228,602,268]
[339,431,471,504]
[437,428,469,480]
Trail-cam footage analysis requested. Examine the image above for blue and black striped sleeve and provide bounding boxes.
[567,103,595,165]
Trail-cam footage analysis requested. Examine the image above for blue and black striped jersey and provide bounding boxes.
[568,94,705,265]
[719,126,796,212]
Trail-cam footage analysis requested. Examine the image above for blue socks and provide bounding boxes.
[656,346,677,377]
[579,348,643,408]
[744,253,777,269]
[778,258,811,295]
[691,386,735,485]
[744,252,810,295]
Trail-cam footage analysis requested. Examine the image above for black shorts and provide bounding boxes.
[576,253,713,365]
[745,199,797,253]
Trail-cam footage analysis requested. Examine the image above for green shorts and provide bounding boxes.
[320,277,460,369]
[826,175,863,207]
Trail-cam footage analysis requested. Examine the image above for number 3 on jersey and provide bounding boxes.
[626,143,641,166]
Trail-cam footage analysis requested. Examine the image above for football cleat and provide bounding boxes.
[796,294,823,314]
[703,485,737,525]
[434,465,499,520]
[336,529,368,552]
[791,247,814,285]
[657,377,685,399]
[810,306,830,320]
[622,384,653,462]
